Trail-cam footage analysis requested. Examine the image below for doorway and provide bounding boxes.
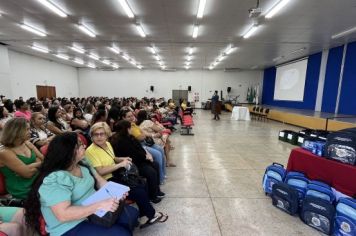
[172,90,188,105]
[36,85,56,99]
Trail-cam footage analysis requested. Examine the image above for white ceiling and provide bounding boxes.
[0,0,356,70]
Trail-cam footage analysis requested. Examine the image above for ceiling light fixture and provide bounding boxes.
[209,66,214,70]
[102,60,111,65]
[118,0,134,18]
[87,63,96,68]
[135,24,146,37]
[217,55,225,62]
[78,24,96,38]
[187,55,193,61]
[20,24,47,37]
[55,54,69,60]
[290,47,306,55]
[149,46,157,54]
[197,0,206,19]
[192,25,199,39]
[243,25,259,39]
[112,63,119,69]
[30,45,49,53]
[37,0,67,17]
[137,65,143,69]
[185,66,190,70]
[74,58,84,65]
[70,46,85,54]
[332,26,356,39]
[88,53,99,60]
[265,0,290,19]
[273,56,284,62]
[225,44,236,55]
[109,46,120,54]
[158,61,164,66]
[188,47,194,55]
[154,55,161,61]
[122,54,130,61]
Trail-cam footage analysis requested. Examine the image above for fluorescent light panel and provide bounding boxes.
[37,0,67,17]
[192,25,199,38]
[89,53,99,60]
[20,24,46,37]
[137,65,143,69]
[55,54,69,60]
[225,44,236,55]
[243,25,259,39]
[31,45,49,53]
[135,24,146,37]
[74,58,84,65]
[112,63,119,69]
[87,63,96,68]
[122,55,130,61]
[187,55,193,61]
[332,26,356,39]
[149,47,157,54]
[102,60,111,65]
[197,0,206,19]
[188,47,194,55]
[154,55,161,61]
[118,0,134,18]
[265,0,290,19]
[78,24,96,38]
[70,46,85,54]
[109,46,120,54]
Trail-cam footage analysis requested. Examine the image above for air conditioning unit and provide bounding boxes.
[224,68,242,72]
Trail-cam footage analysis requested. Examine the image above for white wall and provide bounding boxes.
[2,49,79,99]
[78,69,263,107]
[0,46,12,98]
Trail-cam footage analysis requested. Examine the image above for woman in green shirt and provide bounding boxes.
[0,118,43,200]
[24,132,138,236]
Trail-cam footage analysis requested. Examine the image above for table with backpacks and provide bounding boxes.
[262,162,356,235]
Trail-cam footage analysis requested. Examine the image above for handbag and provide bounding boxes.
[144,137,155,147]
[88,199,125,228]
[81,162,125,228]
[112,163,146,188]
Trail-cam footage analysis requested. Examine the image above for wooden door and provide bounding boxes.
[36,85,56,99]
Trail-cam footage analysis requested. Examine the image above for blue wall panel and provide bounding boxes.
[321,46,344,113]
[338,42,356,115]
[262,52,322,109]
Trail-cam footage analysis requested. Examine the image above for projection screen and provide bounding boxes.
[273,58,308,101]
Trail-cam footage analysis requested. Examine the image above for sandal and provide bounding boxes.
[140,212,168,229]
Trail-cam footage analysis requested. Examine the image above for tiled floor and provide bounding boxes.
[134,110,322,236]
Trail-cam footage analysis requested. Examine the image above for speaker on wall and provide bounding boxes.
[188,86,191,91]
[227,87,231,93]
[150,86,154,92]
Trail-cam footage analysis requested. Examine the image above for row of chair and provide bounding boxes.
[250,107,270,121]
[178,109,194,135]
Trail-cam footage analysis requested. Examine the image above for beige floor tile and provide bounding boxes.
[134,110,322,236]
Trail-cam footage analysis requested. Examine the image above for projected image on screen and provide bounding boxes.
[273,59,308,101]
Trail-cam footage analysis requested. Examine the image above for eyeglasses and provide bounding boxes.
[92,132,106,138]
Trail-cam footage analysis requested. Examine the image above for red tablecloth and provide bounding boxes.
[287,148,356,197]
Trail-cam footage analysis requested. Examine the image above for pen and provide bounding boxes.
[105,188,116,199]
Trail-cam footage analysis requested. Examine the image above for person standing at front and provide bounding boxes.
[211,91,220,120]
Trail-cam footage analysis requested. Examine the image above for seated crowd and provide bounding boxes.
[0,96,180,236]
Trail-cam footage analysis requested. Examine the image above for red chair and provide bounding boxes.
[0,172,7,196]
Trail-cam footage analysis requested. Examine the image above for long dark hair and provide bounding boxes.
[136,110,148,126]
[0,106,5,119]
[113,120,131,137]
[91,109,107,125]
[48,106,64,129]
[24,132,80,233]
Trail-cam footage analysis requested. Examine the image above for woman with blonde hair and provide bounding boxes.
[86,122,167,227]
[0,118,43,199]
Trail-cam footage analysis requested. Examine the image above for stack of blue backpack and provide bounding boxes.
[262,163,356,235]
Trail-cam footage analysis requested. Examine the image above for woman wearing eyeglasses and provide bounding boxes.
[85,122,167,228]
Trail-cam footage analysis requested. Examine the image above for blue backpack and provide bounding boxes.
[262,163,286,195]
[334,198,356,236]
[301,196,335,235]
[284,171,309,206]
[306,181,335,204]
